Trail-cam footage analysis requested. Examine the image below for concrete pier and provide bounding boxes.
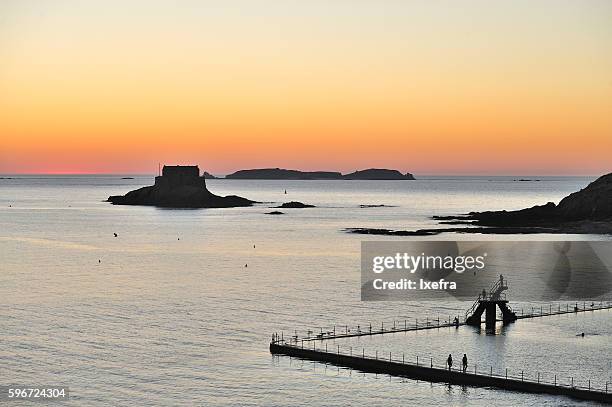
[270,341,612,404]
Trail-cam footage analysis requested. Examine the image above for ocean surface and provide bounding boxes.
[1,175,611,406]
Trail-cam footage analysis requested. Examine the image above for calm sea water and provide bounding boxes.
[1,175,610,406]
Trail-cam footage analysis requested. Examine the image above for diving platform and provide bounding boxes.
[464,275,517,328]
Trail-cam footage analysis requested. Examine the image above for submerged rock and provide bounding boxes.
[108,165,254,208]
[265,211,285,215]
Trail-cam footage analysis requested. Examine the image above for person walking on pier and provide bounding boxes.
[462,354,468,373]
[447,354,453,371]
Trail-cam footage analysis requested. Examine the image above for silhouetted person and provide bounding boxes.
[447,354,453,371]
[453,317,459,328]
[574,303,579,312]
[245,264,248,268]
[462,354,468,373]
[482,289,486,299]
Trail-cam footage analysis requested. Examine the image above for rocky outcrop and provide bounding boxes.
[108,165,254,208]
[556,173,612,220]
[463,173,612,226]
[346,173,612,236]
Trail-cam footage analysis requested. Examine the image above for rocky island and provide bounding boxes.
[348,172,612,235]
[225,168,415,180]
[107,165,254,208]
[343,169,415,180]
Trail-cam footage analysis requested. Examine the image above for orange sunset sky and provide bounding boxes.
[0,0,611,175]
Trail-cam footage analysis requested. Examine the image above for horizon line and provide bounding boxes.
[0,172,603,178]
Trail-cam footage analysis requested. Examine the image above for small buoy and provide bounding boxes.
[245,264,248,268]
[253,244,256,248]
[581,332,585,337]
[178,237,180,240]
[98,259,101,263]
[113,233,118,237]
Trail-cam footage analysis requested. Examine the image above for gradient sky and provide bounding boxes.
[0,0,611,175]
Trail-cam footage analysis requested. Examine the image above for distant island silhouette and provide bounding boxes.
[274,201,315,208]
[348,172,612,235]
[108,165,254,208]
[224,168,415,180]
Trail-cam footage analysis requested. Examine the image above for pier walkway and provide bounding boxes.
[270,340,612,404]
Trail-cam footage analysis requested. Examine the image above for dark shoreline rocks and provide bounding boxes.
[225,168,415,180]
[346,172,612,236]
[108,165,254,208]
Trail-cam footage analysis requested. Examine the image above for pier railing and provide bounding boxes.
[270,339,612,395]
[278,300,612,344]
